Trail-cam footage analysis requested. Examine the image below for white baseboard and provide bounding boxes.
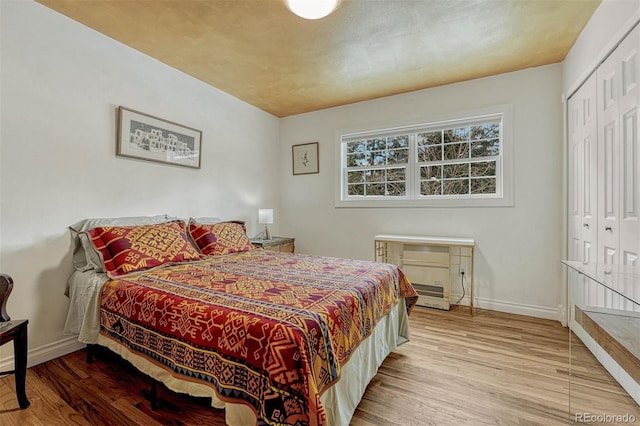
[474,296,559,321]
[0,335,85,370]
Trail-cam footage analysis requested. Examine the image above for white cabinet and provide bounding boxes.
[374,235,474,311]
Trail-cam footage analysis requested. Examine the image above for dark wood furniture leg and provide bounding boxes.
[0,320,30,409]
[13,322,29,409]
[86,344,97,364]
[149,379,159,410]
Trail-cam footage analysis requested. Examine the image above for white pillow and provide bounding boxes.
[190,216,222,224]
[69,214,177,272]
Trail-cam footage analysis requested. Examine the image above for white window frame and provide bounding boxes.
[334,104,514,208]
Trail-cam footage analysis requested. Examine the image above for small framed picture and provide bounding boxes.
[292,142,319,175]
[116,106,202,169]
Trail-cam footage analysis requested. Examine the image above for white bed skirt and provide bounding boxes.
[98,298,409,426]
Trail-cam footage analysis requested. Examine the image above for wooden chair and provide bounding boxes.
[0,274,30,409]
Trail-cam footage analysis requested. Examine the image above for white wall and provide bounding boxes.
[563,0,640,96]
[279,64,564,319]
[0,1,280,365]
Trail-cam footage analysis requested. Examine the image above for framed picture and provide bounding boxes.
[116,106,202,169]
[292,142,319,175]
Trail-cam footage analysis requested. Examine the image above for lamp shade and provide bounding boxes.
[284,0,339,20]
[259,209,274,224]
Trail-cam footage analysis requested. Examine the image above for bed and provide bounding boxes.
[64,216,417,426]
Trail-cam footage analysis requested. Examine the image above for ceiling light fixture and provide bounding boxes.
[284,0,340,20]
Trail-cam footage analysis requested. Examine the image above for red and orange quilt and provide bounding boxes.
[99,250,417,426]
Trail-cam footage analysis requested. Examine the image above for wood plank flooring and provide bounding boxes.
[0,307,638,425]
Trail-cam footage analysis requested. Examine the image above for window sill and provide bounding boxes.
[334,195,514,208]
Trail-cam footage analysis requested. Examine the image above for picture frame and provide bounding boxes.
[292,142,319,175]
[116,106,202,169]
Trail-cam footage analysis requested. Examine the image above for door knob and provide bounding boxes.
[605,226,612,231]
[583,223,589,228]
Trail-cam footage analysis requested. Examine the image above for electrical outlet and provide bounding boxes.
[460,266,466,276]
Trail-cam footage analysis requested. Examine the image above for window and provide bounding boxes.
[337,106,513,207]
[345,135,409,197]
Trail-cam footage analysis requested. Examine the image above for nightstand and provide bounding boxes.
[251,237,295,253]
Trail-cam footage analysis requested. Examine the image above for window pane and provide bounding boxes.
[366,183,385,196]
[387,182,406,196]
[471,177,497,194]
[442,179,468,195]
[347,140,366,154]
[443,142,469,160]
[443,163,469,179]
[365,169,385,182]
[420,165,441,180]
[347,152,367,167]
[470,161,496,177]
[388,148,409,164]
[421,180,441,195]
[369,152,385,166]
[418,132,442,146]
[471,139,500,157]
[444,127,470,143]
[418,145,442,162]
[348,184,364,196]
[387,135,409,149]
[471,123,499,140]
[347,170,364,183]
[387,168,406,182]
[368,138,386,151]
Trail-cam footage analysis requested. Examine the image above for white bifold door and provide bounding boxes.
[568,24,640,310]
[597,26,640,269]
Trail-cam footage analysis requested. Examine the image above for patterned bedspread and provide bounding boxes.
[99,250,417,426]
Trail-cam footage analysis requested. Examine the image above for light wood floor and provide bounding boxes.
[0,307,638,425]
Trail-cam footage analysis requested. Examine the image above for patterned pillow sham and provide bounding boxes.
[188,220,255,256]
[86,220,202,278]
[69,214,177,272]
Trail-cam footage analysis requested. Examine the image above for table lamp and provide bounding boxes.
[259,209,273,240]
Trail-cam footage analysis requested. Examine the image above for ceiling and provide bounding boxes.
[36,0,600,118]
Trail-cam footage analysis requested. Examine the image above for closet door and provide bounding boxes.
[595,25,640,309]
[568,75,598,308]
[568,90,583,262]
[596,25,640,268]
[568,75,598,264]
[616,27,640,311]
[618,26,640,268]
[597,44,621,266]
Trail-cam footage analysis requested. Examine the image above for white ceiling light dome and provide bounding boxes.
[285,0,340,20]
